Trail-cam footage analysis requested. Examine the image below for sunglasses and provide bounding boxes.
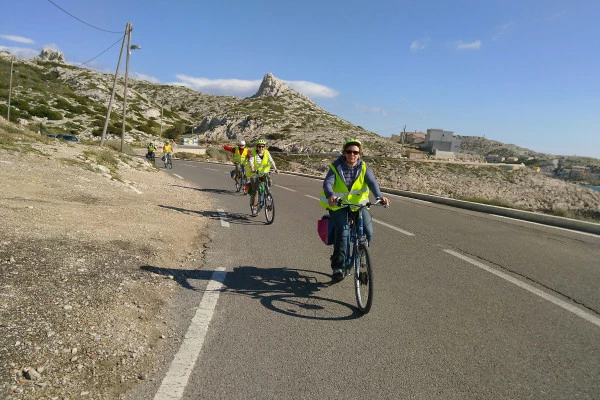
[345,150,360,155]
[257,145,265,148]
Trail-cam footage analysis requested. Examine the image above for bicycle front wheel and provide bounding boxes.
[235,175,243,192]
[167,158,173,169]
[264,193,275,224]
[354,244,373,314]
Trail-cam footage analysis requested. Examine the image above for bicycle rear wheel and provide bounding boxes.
[264,193,275,224]
[167,158,172,169]
[235,175,243,192]
[354,244,373,314]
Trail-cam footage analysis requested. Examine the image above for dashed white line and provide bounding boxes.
[275,184,296,192]
[205,168,219,171]
[173,174,184,180]
[372,218,414,236]
[217,209,230,227]
[444,249,600,328]
[305,195,320,201]
[154,268,227,400]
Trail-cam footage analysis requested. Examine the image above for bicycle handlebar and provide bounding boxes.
[335,198,389,209]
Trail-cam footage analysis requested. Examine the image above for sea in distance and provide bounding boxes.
[581,184,600,192]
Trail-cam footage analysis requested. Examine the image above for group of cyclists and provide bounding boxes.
[146,141,173,165]
[223,139,279,217]
[223,137,390,283]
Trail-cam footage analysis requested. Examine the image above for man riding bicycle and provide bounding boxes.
[223,140,250,181]
[146,142,156,160]
[319,138,390,282]
[247,139,279,217]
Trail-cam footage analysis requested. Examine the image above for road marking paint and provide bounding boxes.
[127,185,142,194]
[217,209,230,227]
[305,195,320,201]
[444,249,600,328]
[275,184,296,192]
[372,218,414,236]
[173,174,184,180]
[154,268,227,400]
[205,168,219,171]
[494,215,600,238]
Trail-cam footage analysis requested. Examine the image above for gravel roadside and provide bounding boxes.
[1,133,211,399]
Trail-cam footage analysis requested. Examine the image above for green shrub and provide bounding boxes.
[30,106,63,120]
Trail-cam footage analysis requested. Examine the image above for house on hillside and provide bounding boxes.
[423,129,461,153]
[391,131,426,145]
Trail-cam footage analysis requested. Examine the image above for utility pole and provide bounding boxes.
[159,98,164,139]
[99,23,129,148]
[7,55,14,121]
[121,22,133,152]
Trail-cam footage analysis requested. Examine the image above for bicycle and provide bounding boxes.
[250,171,275,224]
[163,153,172,169]
[334,198,387,314]
[234,163,247,193]
[146,152,156,165]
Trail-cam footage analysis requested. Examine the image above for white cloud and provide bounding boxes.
[455,40,482,50]
[130,72,161,83]
[175,75,261,97]
[410,39,426,52]
[0,45,38,59]
[286,80,339,99]
[0,35,35,44]
[173,75,339,99]
[355,104,389,116]
[493,21,515,40]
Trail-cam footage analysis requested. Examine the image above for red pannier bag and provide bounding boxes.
[317,214,335,245]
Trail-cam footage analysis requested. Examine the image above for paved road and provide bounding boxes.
[149,161,600,399]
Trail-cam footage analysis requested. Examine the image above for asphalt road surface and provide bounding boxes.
[143,160,600,400]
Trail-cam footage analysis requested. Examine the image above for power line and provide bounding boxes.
[79,34,125,67]
[46,0,122,34]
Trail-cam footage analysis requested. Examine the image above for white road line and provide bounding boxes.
[127,185,142,194]
[494,215,600,238]
[275,184,296,192]
[444,249,600,329]
[205,168,219,171]
[372,218,414,236]
[305,195,320,201]
[154,268,227,400]
[173,174,184,180]
[217,209,230,227]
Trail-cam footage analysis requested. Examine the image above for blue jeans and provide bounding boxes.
[329,207,373,270]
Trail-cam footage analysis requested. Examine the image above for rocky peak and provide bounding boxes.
[35,48,66,63]
[251,73,294,98]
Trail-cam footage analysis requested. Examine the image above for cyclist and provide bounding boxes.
[319,138,390,282]
[247,139,279,217]
[223,140,250,181]
[146,142,156,160]
[162,141,173,162]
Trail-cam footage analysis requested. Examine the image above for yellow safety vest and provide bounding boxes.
[233,147,249,164]
[319,162,369,210]
[246,149,271,177]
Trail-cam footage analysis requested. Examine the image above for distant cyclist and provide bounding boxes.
[162,141,173,161]
[320,138,390,282]
[247,139,279,217]
[223,140,250,181]
[146,142,156,160]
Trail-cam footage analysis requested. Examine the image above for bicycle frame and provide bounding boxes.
[344,205,368,277]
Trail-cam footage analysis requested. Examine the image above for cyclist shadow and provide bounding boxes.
[140,265,364,320]
[225,266,364,320]
[157,204,259,225]
[171,185,239,197]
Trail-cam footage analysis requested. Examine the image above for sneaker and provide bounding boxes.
[331,268,344,283]
[251,207,258,217]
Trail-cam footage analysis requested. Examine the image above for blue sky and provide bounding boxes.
[2,0,599,158]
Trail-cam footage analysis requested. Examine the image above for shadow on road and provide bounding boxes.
[141,265,363,320]
[158,204,269,225]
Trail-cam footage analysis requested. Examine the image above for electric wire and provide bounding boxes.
[78,35,126,67]
[46,0,122,34]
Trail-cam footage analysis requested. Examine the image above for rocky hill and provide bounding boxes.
[0,49,398,155]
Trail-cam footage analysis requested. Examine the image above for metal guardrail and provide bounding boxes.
[281,170,600,235]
